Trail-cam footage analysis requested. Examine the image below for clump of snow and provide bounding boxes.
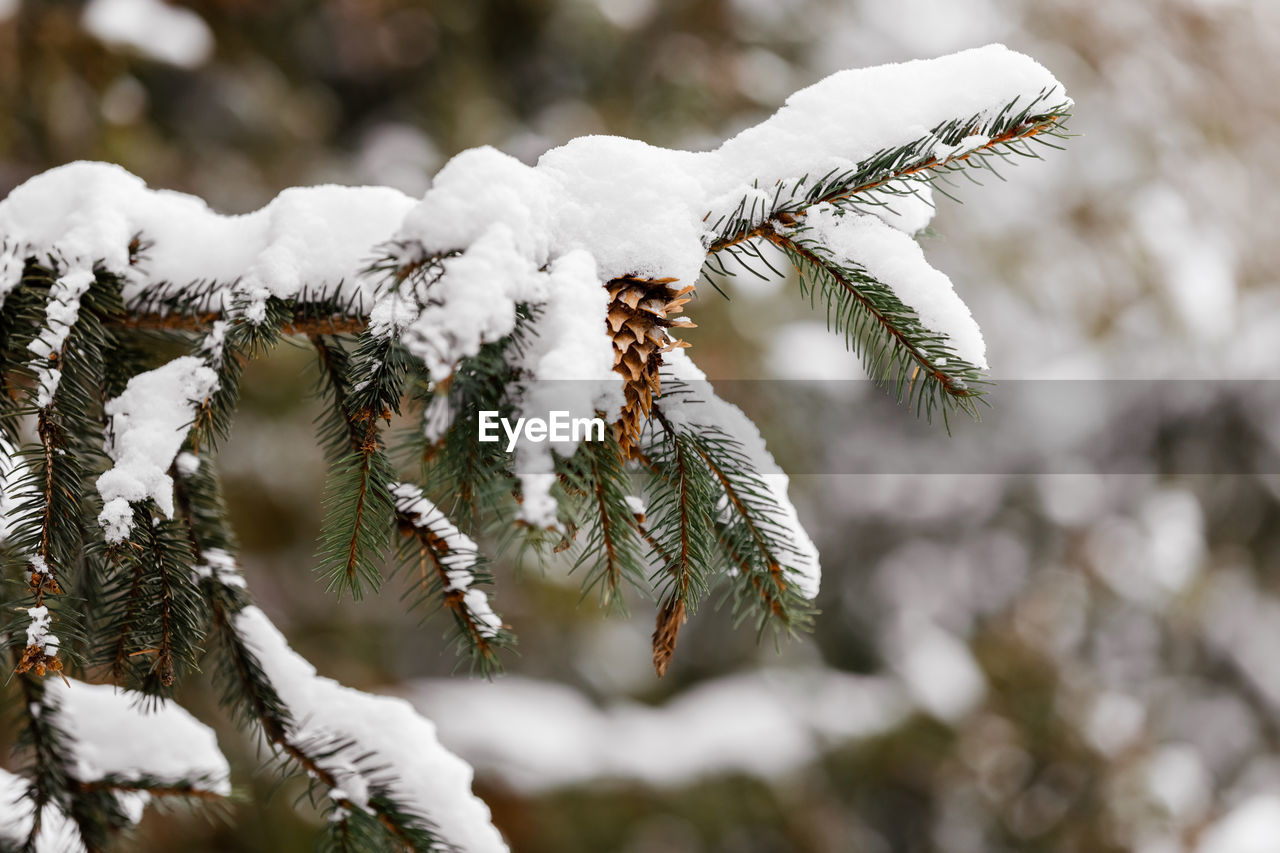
[81,0,214,70]
[400,225,545,377]
[175,451,201,477]
[25,605,59,657]
[0,767,84,852]
[28,554,49,578]
[706,44,1067,220]
[794,203,988,368]
[235,606,506,852]
[96,356,218,543]
[391,483,503,638]
[199,320,229,363]
[28,268,94,408]
[45,678,230,794]
[518,251,619,412]
[0,163,416,323]
[193,547,246,589]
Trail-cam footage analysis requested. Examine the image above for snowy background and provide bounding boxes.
[4,0,1280,851]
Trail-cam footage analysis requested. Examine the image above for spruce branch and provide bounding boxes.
[312,339,510,666]
[201,582,456,851]
[315,330,407,599]
[393,481,512,675]
[10,267,123,680]
[644,407,719,676]
[767,226,985,422]
[417,308,533,531]
[189,322,244,453]
[704,94,1071,254]
[0,44,1075,847]
[555,431,648,611]
[178,458,462,851]
[99,505,205,697]
[684,429,817,637]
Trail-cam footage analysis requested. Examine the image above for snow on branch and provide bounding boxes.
[180,470,501,850]
[771,202,989,418]
[234,605,507,852]
[96,356,219,543]
[0,767,83,853]
[0,43,1071,848]
[45,678,231,797]
[0,679,230,852]
[703,44,1069,249]
[0,45,1065,338]
[393,481,511,669]
[0,164,415,323]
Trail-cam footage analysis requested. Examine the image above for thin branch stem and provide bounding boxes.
[766,230,973,398]
[113,312,366,336]
[706,116,1061,254]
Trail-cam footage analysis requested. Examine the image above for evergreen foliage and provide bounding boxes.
[0,49,1069,851]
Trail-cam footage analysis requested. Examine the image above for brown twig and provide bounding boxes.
[398,515,499,662]
[113,312,366,336]
[705,117,1060,254]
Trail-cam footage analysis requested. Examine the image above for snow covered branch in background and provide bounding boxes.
[404,669,910,792]
[81,0,214,70]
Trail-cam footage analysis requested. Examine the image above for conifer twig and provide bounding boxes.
[705,109,1068,254]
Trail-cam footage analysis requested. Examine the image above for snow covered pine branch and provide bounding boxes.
[0,46,1069,852]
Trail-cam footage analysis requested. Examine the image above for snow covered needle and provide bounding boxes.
[0,45,1068,851]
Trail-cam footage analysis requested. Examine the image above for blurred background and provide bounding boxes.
[5,0,1280,851]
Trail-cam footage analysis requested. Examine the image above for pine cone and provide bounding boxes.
[15,643,62,678]
[605,276,694,457]
[651,596,686,678]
